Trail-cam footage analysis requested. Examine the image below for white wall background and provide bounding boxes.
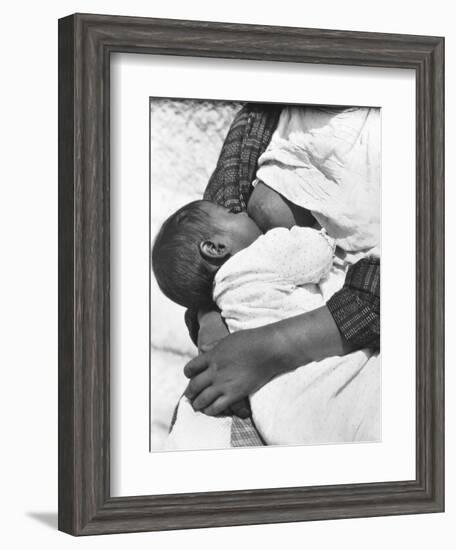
[0,1,452,548]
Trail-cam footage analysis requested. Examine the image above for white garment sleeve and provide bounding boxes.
[261,226,335,286]
[256,107,381,252]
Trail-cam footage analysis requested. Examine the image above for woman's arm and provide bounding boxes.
[184,258,380,416]
[184,306,350,415]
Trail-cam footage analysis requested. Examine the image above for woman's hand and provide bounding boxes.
[184,306,351,416]
[184,324,287,416]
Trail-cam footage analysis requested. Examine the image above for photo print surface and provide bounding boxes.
[150,98,381,452]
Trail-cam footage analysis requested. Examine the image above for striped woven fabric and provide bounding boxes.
[204,103,282,212]
[231,413,265,447]
[327,257,380,351]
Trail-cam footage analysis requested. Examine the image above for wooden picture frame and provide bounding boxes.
[58,13,444,535]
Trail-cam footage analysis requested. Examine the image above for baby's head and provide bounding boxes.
[152,200,262,309]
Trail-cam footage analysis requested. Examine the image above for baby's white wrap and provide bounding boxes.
[165,106,381,450]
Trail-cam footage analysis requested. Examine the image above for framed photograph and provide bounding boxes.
[58,13,444,535]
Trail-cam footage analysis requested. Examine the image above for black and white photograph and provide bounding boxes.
[150,99,381,451]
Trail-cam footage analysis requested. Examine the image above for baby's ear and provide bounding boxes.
[199,240,230,263]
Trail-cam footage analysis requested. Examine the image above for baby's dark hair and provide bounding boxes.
[152,200,218,310]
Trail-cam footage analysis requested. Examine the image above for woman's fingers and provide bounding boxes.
[204,396,232,417]
[184,371,212,400]
[229,399,251,419]
[184,354,209,378]
[192,387,222,412]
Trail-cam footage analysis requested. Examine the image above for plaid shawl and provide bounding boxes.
[203,103,282,212]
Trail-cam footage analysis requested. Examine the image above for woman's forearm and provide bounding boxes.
[183,305,353,414]
[264,306,353,376]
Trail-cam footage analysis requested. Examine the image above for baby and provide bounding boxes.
[152,190,333,310]
[152,187,378,448]
[152,200,264,312]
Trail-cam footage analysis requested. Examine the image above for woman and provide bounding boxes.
[179,103,380,444]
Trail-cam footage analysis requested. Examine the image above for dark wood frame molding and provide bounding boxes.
[58,13,444,535]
